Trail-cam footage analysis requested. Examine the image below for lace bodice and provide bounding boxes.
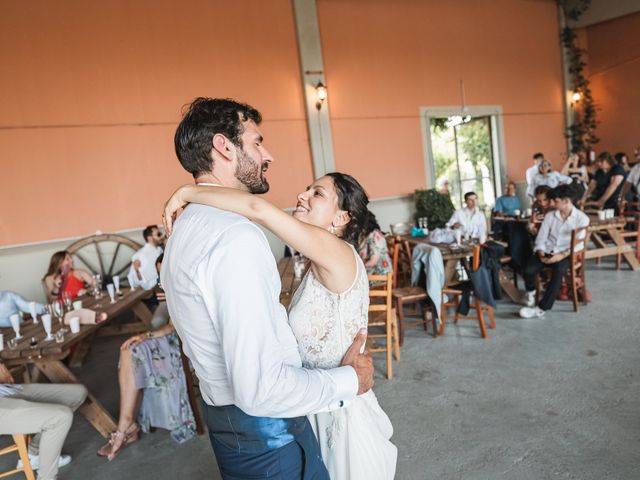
[287,246,370,369]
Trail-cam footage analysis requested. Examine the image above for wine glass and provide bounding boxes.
[52,300,68,333]
[41,313,54,341]
[62,292,73,312]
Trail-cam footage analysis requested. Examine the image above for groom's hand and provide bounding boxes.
[341,330,374,395]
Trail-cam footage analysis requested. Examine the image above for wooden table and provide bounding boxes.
[585,216,640,271]
[403,235,522,303]
[1,288,153,438]
[278,257,304,308]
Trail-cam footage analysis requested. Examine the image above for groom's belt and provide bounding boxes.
[206,404,308,452]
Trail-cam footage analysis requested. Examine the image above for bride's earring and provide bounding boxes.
[328,224,336,234]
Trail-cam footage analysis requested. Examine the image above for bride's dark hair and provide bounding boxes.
[325,172,377,248]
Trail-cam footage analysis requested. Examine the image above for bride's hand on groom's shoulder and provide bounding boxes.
[341,329,374,395]
[163,185,191,235]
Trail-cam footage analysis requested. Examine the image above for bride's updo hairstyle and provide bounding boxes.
[325,172,375,248]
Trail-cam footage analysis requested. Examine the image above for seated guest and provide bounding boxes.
[526,185,554,236]
[561,153,589,187]
[150,254,170,329]
[615,152,630,173]
[127,225,164,290]
[619,160,640,209]
[0,361,87,479]
[519,185,590,318]
[493,181,521,217]
[98,254,195,461]
[43,251,95,301]
[358,211,392,277]
[0,290,46,328]
[526,152,545,199]
[447,191,487,242]
[529,159,572,194]
[583,151,626,213]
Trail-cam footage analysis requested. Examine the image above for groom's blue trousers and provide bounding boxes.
[205,404,330,480]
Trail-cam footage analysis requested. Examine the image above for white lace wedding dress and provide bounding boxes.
[288,246,397,479]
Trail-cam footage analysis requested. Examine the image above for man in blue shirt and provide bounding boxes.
[494,181,522,216]
[0,291,46,328]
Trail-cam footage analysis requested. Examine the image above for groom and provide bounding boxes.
[162,98,374,479]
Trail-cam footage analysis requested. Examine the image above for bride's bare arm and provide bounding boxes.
[163,185,356,292]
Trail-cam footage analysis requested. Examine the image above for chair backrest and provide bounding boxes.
[385,235,412,288]
[368,272,393,326]
[621,202,640,232]
[570,225,590,256]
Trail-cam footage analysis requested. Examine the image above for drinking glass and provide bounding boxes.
[29,301,39,324]
[55,330,65,344]
[62,292,73,312]
[107,284,116,304]
[9,313,22,339]
[41,314,54,341]
[8,338,18,350]
[52,300,68,333]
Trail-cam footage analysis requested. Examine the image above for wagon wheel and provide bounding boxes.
[66,233,142,288]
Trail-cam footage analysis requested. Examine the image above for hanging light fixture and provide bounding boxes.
[315,82,328,110]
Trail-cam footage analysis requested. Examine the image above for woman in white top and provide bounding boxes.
[530,159,572,192]
[163,172,397,480]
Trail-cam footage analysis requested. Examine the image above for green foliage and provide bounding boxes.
[558,0,598,154]
[413,189,455,229]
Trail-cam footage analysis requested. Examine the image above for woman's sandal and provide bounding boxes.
[96,423,140,460]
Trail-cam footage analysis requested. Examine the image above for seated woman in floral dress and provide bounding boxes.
[358,211,392,278]
[97,254,196,460]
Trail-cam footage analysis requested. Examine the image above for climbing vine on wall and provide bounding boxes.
[557,0,598,154]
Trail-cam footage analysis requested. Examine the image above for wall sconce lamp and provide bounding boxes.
[571,91,582,103]
[315,82,327,110]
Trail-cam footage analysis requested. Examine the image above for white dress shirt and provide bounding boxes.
[127,243,163,290]
[534,207,590,254]
[526,164,539,197]
[626,163,640,190]
[529,171,572,195]
[161,204,358,418]
[446,207,487,242]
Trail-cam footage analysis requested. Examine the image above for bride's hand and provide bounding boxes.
[163,185,192,235]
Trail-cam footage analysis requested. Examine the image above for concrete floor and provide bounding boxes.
[2,261,639,479]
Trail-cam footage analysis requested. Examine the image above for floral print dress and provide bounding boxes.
[130,331,196,443]
[358,230,392,277]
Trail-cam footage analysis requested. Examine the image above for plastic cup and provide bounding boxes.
[29,302,39,324]
[0,333,3,351]
[73,300,83,310]
[69,317,81,334]
[41,314,54,341]
[107,284,116,304]
[597,210,605,221]
[513,209,521,217]
[113,276,121,294]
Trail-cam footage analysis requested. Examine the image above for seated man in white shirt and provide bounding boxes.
[526,152,545,199]
[520,185,590,318]
[127,225,164,291]
[446,191,487,243]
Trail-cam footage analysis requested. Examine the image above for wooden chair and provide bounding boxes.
[386,236,437,344]
[535,226,590,312]
[439,246,495,339]
[0,434,35,480]
[367,272,401,380]
[620,202,640,264]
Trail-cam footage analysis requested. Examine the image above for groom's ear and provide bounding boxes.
[212,133,236,162]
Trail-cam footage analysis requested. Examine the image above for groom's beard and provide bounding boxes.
[235,148,269,194]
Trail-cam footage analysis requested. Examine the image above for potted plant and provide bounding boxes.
[414,189,455,229]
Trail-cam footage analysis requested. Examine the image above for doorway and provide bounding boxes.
[421,106,506,210]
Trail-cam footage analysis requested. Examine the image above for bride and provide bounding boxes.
[163,172,397,479]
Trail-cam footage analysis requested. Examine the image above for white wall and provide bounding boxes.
[0,196,415,302]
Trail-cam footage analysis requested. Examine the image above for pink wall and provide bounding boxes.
[0,0,313,245]
[317,0,567,197]
[585,12,640,157]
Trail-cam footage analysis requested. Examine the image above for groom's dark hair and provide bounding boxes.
[174,98,262,178]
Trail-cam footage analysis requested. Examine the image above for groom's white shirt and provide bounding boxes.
[162,203,358,418]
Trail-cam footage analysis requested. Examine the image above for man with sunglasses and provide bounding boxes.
[127,225,164,291]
